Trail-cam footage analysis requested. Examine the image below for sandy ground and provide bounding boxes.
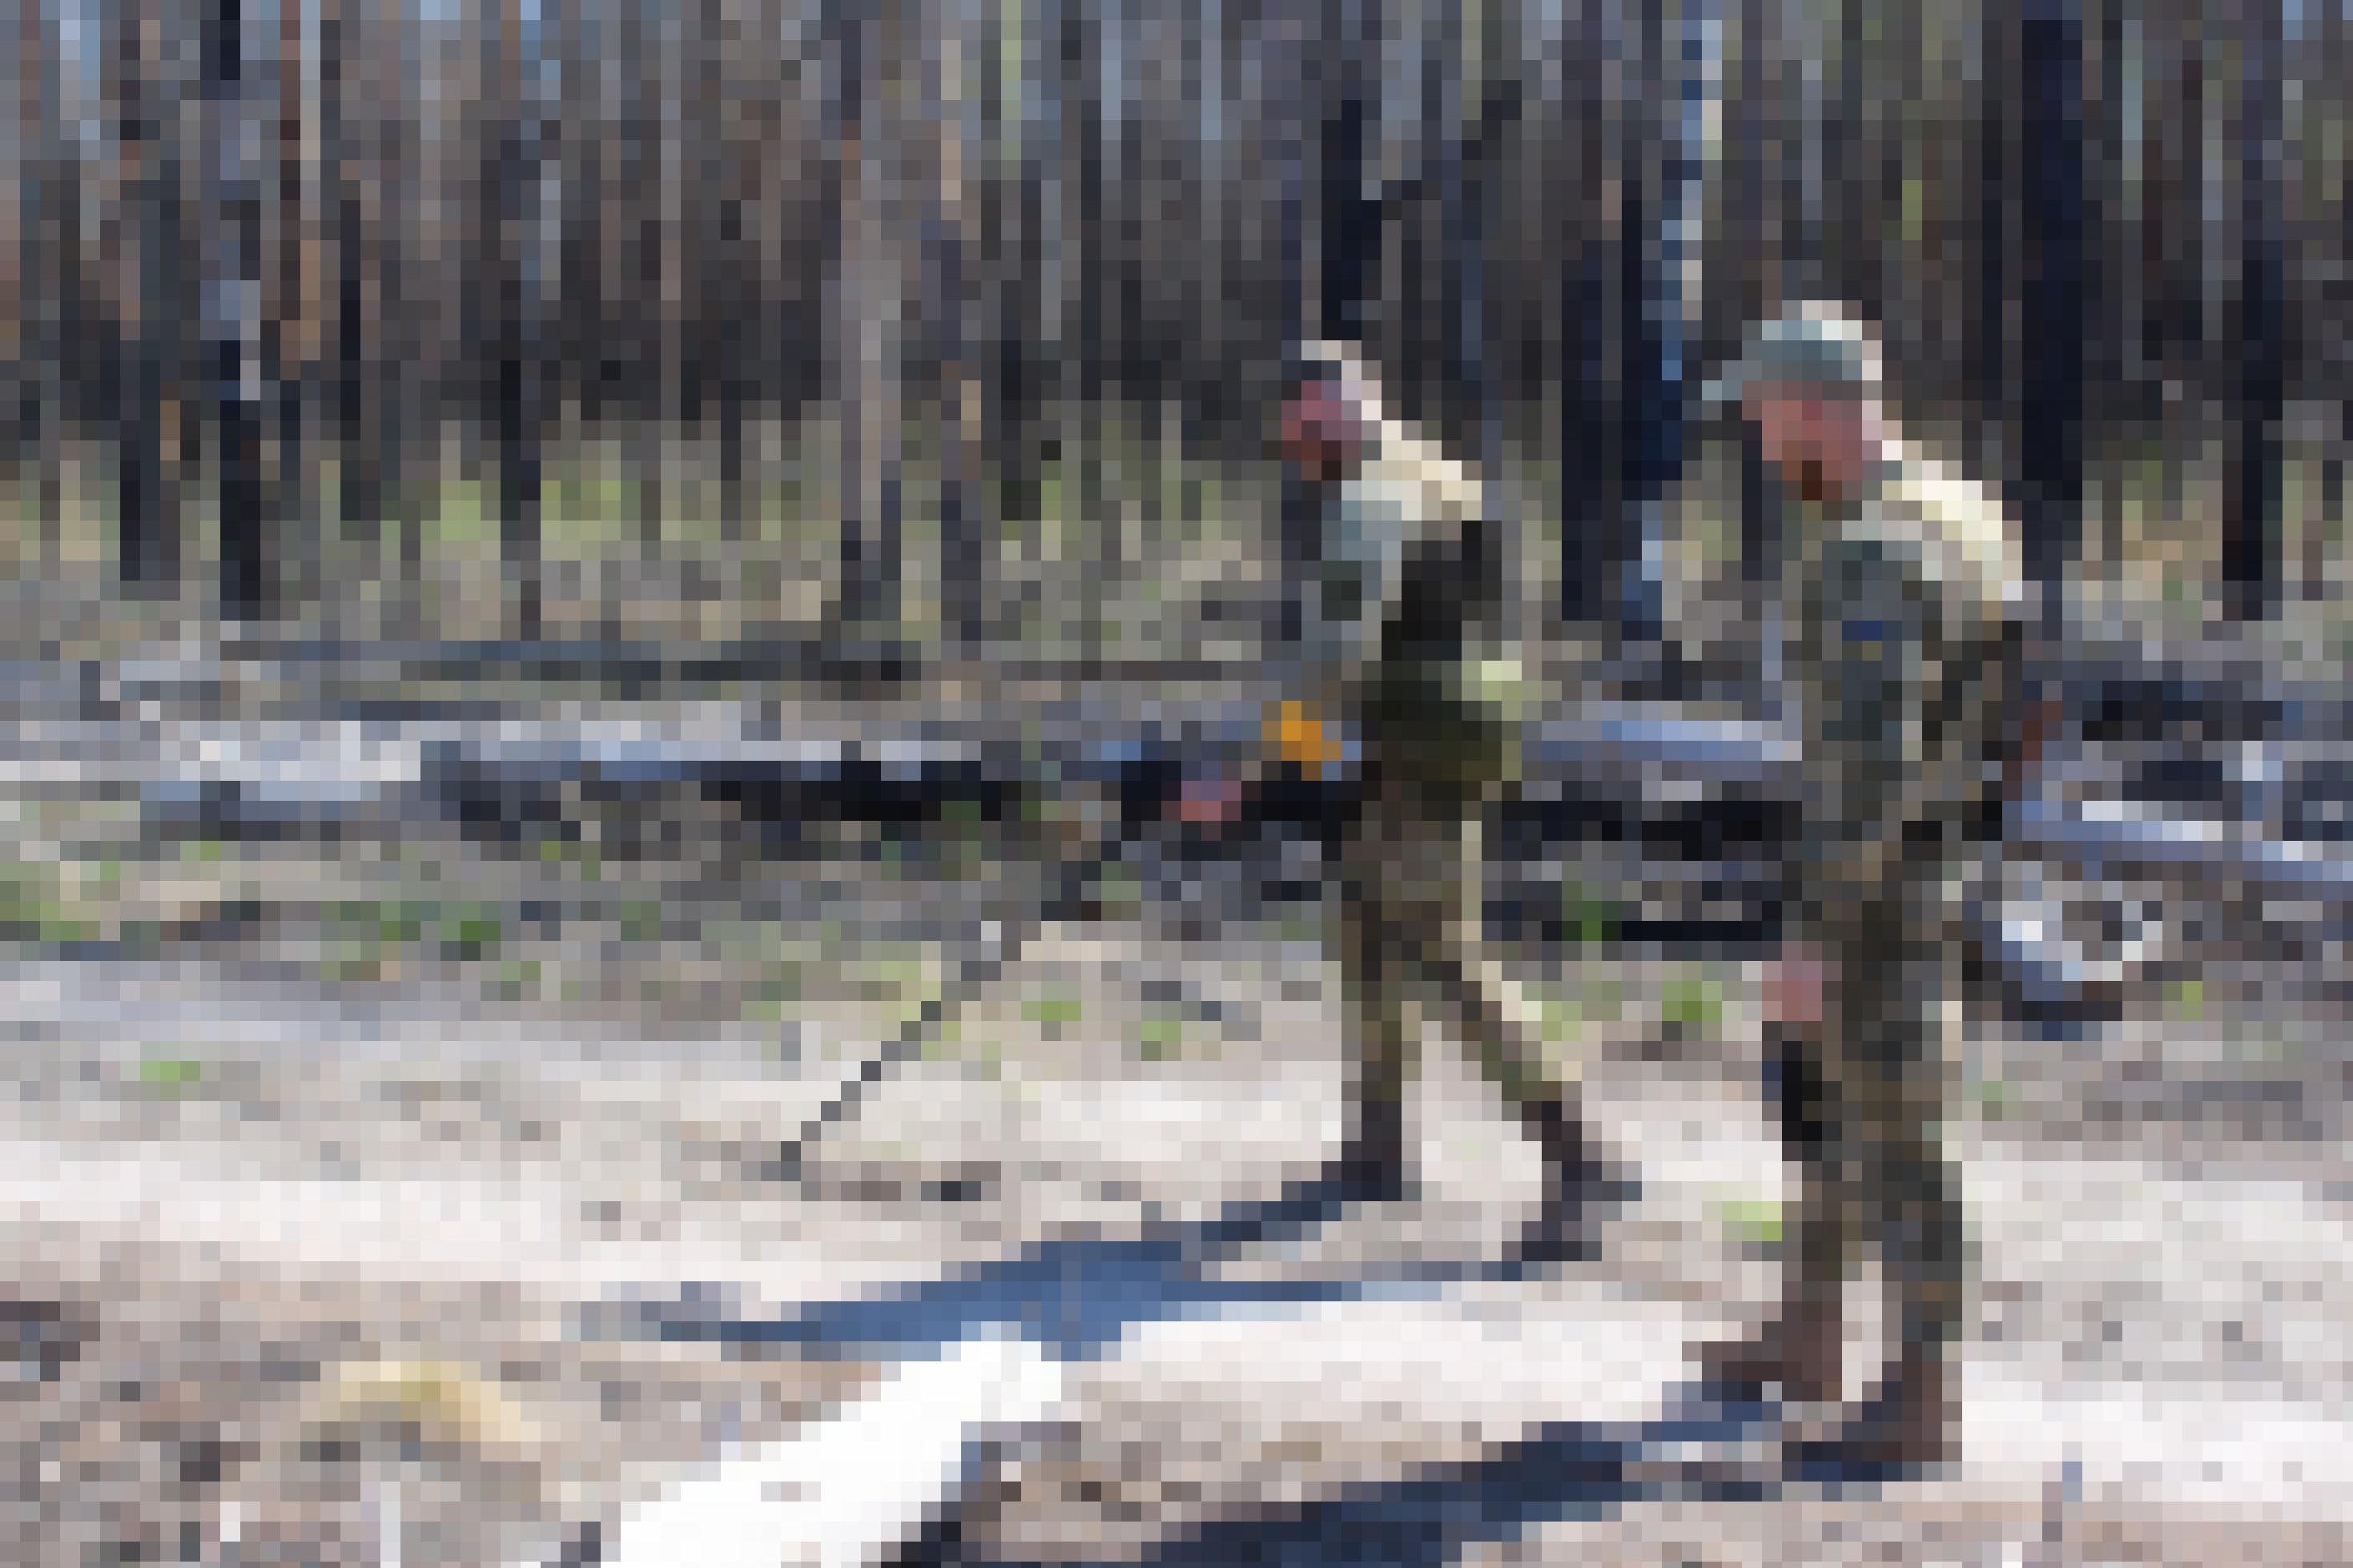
[0,886,2347,1566]
[0,675,2345,1568]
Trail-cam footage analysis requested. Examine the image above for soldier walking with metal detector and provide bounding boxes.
[1691,303,2035,1469]
[769,336,1633,1262]
[1269,340,1635,1263]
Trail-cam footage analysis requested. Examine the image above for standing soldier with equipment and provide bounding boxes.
[1693,303,2034,1469]
[1270,341,1632,1262]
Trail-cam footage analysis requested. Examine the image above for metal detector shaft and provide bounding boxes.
[770,806,1129,1184]
[769,915,1039,1184]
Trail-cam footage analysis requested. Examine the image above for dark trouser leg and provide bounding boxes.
[1881,1138,1967,1361]
[1806,912,1966,1463]
[1429,943,1628,1262]
[1416,809,1629,1256]
[1698,1021,1851,1405]
[1426,941,1607,1180]
[1320,833,1416,1201]
[1851,1027,1967,1462]
[1863,1132,1965,1462]
[1844,964,1967,1351]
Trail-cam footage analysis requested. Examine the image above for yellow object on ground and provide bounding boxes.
[304,1356,543,1458]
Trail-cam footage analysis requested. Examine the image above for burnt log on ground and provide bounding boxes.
[72,698,2353,906]
[14,641,2353,1039]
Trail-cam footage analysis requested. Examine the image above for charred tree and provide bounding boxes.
[110,0,182,598]
[826,0,903,641]
[1559,0,1631,633]
[324,0,383,546]
[939,0,987,653]
[206,0,271,622]
[2224,0,2284,621]
[492,0,544,639]
[2017,0,2087,637]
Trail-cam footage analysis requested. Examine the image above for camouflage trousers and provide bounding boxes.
[1333,784,1583,1147]
[1775,878,1970,1360]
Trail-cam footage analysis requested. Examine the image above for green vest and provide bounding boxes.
[1358,553,1524,808]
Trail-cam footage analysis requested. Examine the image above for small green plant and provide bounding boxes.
[1662,975,1724,1034]
[1136,1013,1183,1061]
[923,1018,1004,1076]
[428,476,490,549]
[1092,862,1140,913]
[1275,914,1323,943]
[1573,975,1625,1024]
[1535,995,1582,1045]
[857,954,931,1006]
[1023,993,1084,1031]
[328,900,423,949]
[440,907,505,961]
[1715,1197,1785,1249]
[755,959,803,1007]
[1559,883,1619,945]
[2170,976,2206,1020]
[139,1056,203,1094]
[30,903,99,943]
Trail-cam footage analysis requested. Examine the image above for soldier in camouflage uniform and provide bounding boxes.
[1694,304,2030,1468]
[1273,341,1629,1261]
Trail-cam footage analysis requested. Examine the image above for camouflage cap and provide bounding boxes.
[1698,300,1884,411]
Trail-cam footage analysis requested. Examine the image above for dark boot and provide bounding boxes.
[1512,1096,1639,1264]
[1698,1024,1844,1401]
[1315,1094,1411,1205]
[1789,1349,1957,1474]
[1692,1283,1844,1408]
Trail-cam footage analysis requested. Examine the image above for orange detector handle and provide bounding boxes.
[1264,698,1341,779]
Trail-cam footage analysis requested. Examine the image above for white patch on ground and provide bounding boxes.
[1964,1152,2353,1519]
[1965,1372,2353,1521]
[590,1330,1067,1568]
[954,1284,1704,1561]
[0,1136,963,1303]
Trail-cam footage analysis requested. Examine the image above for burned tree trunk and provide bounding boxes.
[493,0,544,640]
[2224,0,2283,622]
[2018,0,2087,637]
[111,0,182,599]
[207,0,272,622]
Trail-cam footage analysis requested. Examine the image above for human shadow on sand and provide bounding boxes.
[615,1172,1595,1364]
[889,1390,1847,1568]
[589,1177,1907,1568]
